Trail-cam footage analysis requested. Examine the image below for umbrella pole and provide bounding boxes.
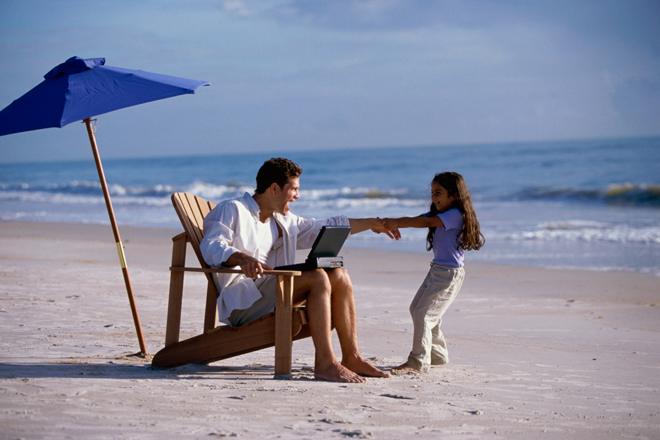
[84,118,147,355]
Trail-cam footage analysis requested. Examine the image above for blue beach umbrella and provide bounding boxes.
[0,56,209,355]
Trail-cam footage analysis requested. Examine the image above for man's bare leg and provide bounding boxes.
[292,270,365,383]
[326,269,391,378]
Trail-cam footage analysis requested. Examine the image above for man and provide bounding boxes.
[200,158,391,383]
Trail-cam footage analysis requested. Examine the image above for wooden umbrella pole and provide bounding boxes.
[84,118,147,355]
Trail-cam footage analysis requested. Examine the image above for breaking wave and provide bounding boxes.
[0,180,419,211]
[516,183,660,207]
[506,220,660,245]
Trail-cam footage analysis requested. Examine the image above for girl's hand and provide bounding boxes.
[382,218,397,230]
[383,218,402,240]
[371,218,401,240]
[372,228,399,240]
[386,227,401,240]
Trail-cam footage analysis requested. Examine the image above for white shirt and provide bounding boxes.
[200,192,350,324]
[254,217,278,265]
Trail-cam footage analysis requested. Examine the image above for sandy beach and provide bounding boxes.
[1,220,659,439]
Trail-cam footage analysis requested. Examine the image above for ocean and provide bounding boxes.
[1,137,659,275]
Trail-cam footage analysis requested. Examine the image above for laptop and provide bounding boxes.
[275,225,351,271]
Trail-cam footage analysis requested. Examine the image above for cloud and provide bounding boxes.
[1,0,659,163]
[257,0,520,31]
[266,0,437,30]
[221,0,259,18]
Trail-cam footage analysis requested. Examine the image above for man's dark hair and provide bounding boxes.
[255,158,303,194]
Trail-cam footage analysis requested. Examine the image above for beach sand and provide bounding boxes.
[1,220,659,439]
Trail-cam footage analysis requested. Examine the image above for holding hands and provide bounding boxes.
[371,218,401,240]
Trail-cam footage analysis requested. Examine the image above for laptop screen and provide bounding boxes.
[308,226,351,259]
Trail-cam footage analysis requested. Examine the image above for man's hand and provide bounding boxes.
[224,252,273,278]
[373,218,401,240]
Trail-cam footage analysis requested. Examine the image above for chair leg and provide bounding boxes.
[165,233,187,346]
[203,279,219,333]
[274,274,294,375]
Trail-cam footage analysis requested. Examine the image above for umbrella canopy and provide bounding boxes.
[0,56,209,355]
[0,56,208,136]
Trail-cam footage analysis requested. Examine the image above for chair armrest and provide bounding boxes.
[169,267,302,277]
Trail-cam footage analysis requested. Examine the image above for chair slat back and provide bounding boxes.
[171,193,216,268]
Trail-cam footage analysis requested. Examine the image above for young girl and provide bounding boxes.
[382,172,485,373]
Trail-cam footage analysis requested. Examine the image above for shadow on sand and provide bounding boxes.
[0,358,283,381]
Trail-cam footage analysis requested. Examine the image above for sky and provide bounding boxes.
[0,0,659,163]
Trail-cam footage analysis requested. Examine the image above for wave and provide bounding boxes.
[0,180,175,197]
[0,180,248,204]
[516,183,660,207]
[3,179,658,217]
[495,220,660,245]
[0,180,414,205]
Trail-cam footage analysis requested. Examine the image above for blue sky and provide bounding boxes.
[0,0,659,163]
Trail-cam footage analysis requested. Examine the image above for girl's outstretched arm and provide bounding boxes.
[383,214,444,230]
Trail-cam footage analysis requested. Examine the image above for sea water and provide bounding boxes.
[1,137,659,275]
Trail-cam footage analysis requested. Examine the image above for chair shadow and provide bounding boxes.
[0,359,283,381]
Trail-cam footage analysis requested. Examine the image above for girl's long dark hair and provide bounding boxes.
[426,172,485,252]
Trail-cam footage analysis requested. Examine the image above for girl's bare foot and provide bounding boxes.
[392,362,419,373]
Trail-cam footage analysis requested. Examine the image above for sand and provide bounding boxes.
[1,220,659,439]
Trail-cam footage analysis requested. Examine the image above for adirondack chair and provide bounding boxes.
[151,193,310,375]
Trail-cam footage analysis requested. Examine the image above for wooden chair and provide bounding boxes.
[151,193,310,375]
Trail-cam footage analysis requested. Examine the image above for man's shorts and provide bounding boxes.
[228,275,277,327]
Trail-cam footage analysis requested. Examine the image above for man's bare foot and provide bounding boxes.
[315,361,366,383]
[392,362,419,373]
[342,357,391,378]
